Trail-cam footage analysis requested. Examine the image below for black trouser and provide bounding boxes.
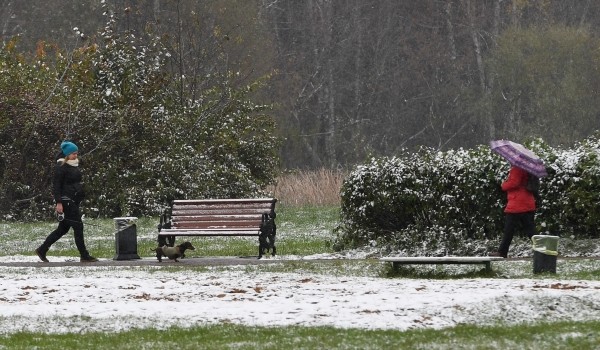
[498,211,536,255]
[39,200,90,258]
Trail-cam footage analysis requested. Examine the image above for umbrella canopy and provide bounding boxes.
[490,140,548,178]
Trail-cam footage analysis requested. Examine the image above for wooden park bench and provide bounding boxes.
[158,198,277,259]
[380,256,505,272]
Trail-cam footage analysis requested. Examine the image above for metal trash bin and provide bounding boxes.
[532,235,558,274]
[113,217,141,260]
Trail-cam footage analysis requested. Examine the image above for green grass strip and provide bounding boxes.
[1,321,599,350]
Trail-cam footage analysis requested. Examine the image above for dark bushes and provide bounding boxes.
[0,15,280,220]
[335,137,600,255]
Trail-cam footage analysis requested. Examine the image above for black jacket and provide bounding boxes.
[53,161,85,203]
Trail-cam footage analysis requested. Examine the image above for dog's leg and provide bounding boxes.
[271,223,277,257]
[258,240,265,259]
[258,234,268,259]
[269,233,276,257]
[154,248,163,262]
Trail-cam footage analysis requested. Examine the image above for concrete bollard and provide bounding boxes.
[113,217,141,260]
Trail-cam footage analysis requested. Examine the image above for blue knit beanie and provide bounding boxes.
[60,141,79,156]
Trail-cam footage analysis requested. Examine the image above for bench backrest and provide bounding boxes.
[170,198,277,230]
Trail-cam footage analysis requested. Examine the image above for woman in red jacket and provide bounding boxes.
[490,166,536,258]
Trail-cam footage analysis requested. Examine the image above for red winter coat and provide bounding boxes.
[502,166,536,213]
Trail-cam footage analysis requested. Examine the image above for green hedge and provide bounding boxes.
[334,136,600,255]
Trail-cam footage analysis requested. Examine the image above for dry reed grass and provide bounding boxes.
[267,168,347,206]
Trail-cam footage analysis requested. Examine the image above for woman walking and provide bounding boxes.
[489,165,537,258]
[35,141,98,262]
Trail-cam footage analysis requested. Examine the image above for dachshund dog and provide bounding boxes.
[154,241,195,262]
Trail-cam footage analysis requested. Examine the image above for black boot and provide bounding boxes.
[35,247,49,262]
[80,255,99,262]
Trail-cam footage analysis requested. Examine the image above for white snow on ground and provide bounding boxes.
[0,255,599,334]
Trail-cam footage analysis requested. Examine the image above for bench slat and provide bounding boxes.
[173,222,261,229]
[171,215,261,221]
[173,198,276,204]
[172,208,271,216]
[380,257,503,263]
[174,202,274,207]
[159,228,260,236]
[173,220,262,225]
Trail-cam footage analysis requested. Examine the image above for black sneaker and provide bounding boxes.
[80,256,99,262]
[35,248,49,263]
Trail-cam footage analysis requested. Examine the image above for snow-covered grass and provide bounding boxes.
[0,205,339,259]
[0,260,599,333]
[0,205,599,349]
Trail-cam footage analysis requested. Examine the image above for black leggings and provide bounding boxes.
[498,211,536,255]
[39,201,90,257]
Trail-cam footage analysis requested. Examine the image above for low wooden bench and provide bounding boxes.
[380,256,504,272]
[158,198,277,258]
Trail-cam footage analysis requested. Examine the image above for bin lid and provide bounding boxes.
[532,235,558,256]
[113,217,138,230]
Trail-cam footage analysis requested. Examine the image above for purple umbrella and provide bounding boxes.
[490,140,548,178]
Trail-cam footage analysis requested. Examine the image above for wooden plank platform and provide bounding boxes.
[380,256,505,272]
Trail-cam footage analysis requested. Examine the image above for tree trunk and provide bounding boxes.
[309,0,337,167]
[353,1,363,113]
[445,0,457,61]
[1,2,16,44]
[465,0,494,139]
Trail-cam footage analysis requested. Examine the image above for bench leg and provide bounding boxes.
[157,235,176,247]
[156,230,175,247]
[484,261,491,272]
